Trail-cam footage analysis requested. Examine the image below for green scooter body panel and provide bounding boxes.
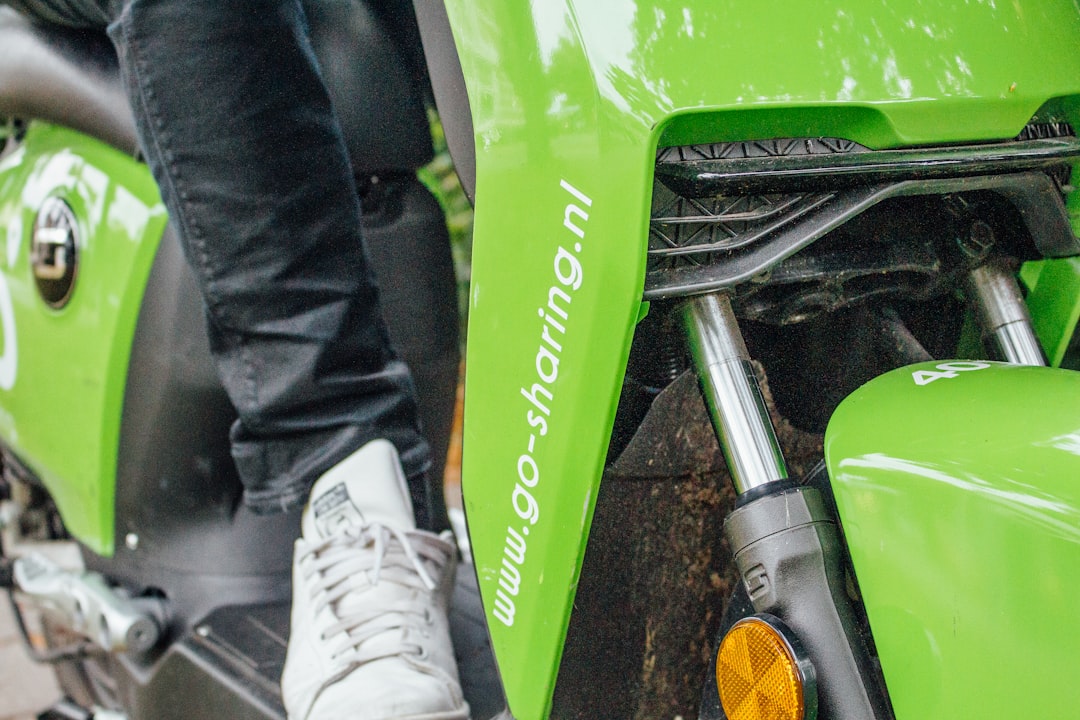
[826,362,1080,719]
[0,123,165,556]
[444,1,1080,716]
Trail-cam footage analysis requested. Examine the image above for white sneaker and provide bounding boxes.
[281,440,470,720]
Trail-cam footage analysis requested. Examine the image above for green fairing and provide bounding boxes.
[1024,165,1080,368]
[444,0,1080,717]
[0,123,165,556]
[1023,258,1080,367]
[826,362,1080,719]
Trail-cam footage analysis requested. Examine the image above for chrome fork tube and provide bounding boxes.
[682,292,787,494]
[966,261,1047,367]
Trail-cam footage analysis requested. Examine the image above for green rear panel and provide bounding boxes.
[0,123,165,556]
[826,362,1080,719]
[445,1,1080,716]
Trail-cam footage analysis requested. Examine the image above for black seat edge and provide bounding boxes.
[0,1,434,174]
[0,7,138,155]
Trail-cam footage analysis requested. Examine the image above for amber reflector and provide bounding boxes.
[716,617,805,720]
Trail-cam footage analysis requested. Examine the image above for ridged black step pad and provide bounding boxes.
[187,602,290,709]
[130,602,288,720]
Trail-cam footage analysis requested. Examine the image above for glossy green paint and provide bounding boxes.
[444,1,1080,717]
[0,122,166,556]
[826,362,1080,719]
[1023,258,1080,367]
[1023,162,1080,368]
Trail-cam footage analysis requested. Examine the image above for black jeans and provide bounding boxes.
[7,0,432,519]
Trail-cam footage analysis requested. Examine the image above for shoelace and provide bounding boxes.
[299,523,452,667]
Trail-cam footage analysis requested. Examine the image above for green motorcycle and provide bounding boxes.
[4,1,1080,719]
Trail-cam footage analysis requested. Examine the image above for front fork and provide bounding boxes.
[683,293,887,720]
[683,261,1044,719]
[965,260,1047,366]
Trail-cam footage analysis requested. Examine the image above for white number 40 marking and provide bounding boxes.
[912,362,991,386]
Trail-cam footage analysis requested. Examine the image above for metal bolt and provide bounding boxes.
[0,500,20,528]
[124,533,139,551]
[958,220,995,260]
[195,625,211,638]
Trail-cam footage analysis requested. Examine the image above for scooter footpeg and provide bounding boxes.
[13,552,160,654]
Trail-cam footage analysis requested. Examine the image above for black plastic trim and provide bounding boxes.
[112,602,288,720]
[304,0,434,173]
[657,137,1080,195]
[645,171,1079,300]
[411,0,476,202]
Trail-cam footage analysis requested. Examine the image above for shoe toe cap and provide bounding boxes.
[306,656,468,720]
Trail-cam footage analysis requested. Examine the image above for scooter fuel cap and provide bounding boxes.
[31,196,79,308]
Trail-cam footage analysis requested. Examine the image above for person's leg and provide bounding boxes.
[104,0,435,519]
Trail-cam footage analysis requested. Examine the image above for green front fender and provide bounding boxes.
[826,361,1080,719]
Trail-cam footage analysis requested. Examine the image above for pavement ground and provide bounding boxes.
[0,593,60,720]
